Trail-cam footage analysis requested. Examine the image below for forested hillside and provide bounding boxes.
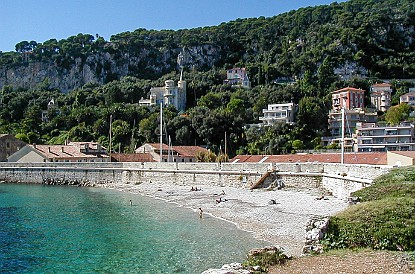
[0,0,414,157]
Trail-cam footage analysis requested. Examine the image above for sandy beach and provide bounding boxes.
[105,181,348,257]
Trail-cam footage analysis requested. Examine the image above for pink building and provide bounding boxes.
[331,87,365,110]
[223,68,250,88]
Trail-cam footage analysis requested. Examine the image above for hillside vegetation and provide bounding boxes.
[322,166,415,251]
[0,0,415,155]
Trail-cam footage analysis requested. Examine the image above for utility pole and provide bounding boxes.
[159,103,163,163]
[224,131,227,160]
[341,96,347,164]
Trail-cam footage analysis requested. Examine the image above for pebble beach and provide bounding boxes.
[106,181,349,257]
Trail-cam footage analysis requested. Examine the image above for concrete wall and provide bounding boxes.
[387,152,415,166]
[0,162,393,199]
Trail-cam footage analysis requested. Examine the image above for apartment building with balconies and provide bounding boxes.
[353,122,415,152]
[259,103,296,126]
[370,83,392,111]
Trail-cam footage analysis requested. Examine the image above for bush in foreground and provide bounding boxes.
[243,246,290,273]
[322,166,415,251]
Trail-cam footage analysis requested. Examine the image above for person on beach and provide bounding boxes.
[199,208,203,218]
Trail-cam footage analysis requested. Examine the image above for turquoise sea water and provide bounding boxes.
[0,184,266,273]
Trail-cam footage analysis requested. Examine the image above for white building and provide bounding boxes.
[135,143,209,163]
[41,98,58,122]
[139,77,186,112]
[259,103,296,126]
[400,91,415,107]
[353,122,415,152]
[370,83,392,111]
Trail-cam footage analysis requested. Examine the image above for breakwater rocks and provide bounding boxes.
[201,246,290,274]
[1,178,96,187]
[42,178,96,187]
[303,216,330,254]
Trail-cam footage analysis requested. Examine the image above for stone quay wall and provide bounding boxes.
[0,162,392,199]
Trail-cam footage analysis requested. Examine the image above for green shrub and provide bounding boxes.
[243,248,290,273]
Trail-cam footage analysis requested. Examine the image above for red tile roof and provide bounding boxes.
[230,152,387,165]
[32,144,108,160]
[172,146,209,157]
[372,83,391,87]
[332,87,365,93]
[230,155,267,163]
[68,141,106,150]
[145,143,208,157]
[111,153,155,162]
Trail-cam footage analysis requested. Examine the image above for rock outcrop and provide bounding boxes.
[303,216,330,254]
[0,44,222,92]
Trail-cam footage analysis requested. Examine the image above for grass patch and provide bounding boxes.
[353,166,415,201]
[322,166,415,252]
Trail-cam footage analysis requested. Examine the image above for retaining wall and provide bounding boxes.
[0,162,393,199]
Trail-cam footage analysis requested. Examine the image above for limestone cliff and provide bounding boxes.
[0,44,221,92]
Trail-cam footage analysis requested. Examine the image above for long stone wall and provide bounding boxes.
[0,162,393,199]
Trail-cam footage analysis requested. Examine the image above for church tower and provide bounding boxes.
[177,68,187,112]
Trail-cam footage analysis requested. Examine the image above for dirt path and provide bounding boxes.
[269,250,414,274]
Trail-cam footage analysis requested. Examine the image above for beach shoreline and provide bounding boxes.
[103,180,348,257]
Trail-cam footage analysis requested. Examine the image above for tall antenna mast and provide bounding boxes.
[160,103,163,163]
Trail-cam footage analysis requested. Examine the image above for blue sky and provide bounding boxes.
[0,0,347,52]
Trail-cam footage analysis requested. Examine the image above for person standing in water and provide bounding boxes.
[199,208,203,219]
[129,200,133,206]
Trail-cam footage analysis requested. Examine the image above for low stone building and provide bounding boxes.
[0,134,26,162]
[7,142,109,163]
